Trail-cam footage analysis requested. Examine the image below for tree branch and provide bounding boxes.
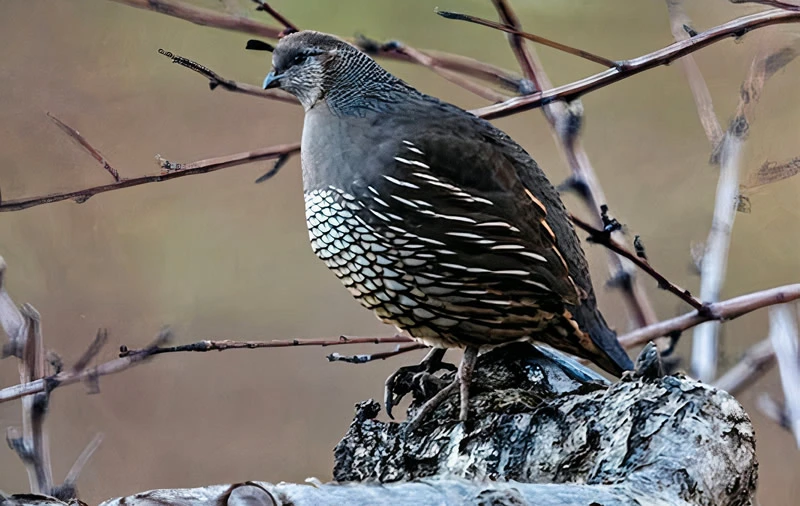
[731,0,800,11]
[471,9,800,120]
[0,334,412,405]
[713,337,775,395]
[251,0,299,34]
[12,304,54,494]
[109,0,525,90]
[570,213,703,310]
[664,0,725,153]
[487,0,657,329]
[107,0,800,118]
[435,9,617,68]
[326,343,426,364]
[158,48,297,103]
[618,283,800,349]
[691,40,800,381]
[768,304,800,447]
[46,112,122,182]
[0,142,300,212]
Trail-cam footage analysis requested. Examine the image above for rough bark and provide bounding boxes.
[91,343,756,506]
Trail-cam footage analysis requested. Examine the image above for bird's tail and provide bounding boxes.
[548,307,633,377]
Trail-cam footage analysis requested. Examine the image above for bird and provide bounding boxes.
[260,30,633,424]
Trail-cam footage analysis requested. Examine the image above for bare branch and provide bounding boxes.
[0,257,26,359]
[570,213,703,310]
[488,0,657,329]
[768,304,800,447]
[0,335,412,405]
[109,0,524,90]
[619,283,800,349]
[71,329,108,373]
[436,9,617,68]
[16,304,54,494]
[54,433,104,500]
[327,343,426,364]
[692,41,800,382]
[731,0,800,11]
[109,0,283,38]
[0,143,300,212]
[756,393,790,428]
[118,335,413,358]
[664,0,725,151]
[251,0,299,34]
[471,9,800,120]
[47,113,122,182]
[372,40,512,102]
[712,338,775,395]
[158,48,297,103]
[692,134,745,381]
[107,0,800,116]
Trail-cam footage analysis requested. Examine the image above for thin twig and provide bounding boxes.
[712,338,775,395]
[691,41,800,382]
[0,335,414,404]
[377,41,512,102]
[327,343,426,364]
[52,433,104,501]
[757,393,790,428]
[251,0,299,34]
[63,433,104,486]
[768,304,800,447]
[106,0,800,115]
[109,0,524,90]
[692,134,745,381]
[71,328,108,373]
[15,304,54,494]
[118,335,413,358]
[664,0,725,152]
[471,9,800,120]
[0,143,300,212]
[488,0,657,329]
[436,9,617,68]
[618,283,800,349]
[731,0,800,11]
[47,113,122,182]
[158,48,297,103]
[570,213,703,310]
[0,257,26,358]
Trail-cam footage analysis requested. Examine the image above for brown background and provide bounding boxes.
[1,0,799,504]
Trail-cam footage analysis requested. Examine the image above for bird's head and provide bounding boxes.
[260,30,401,111]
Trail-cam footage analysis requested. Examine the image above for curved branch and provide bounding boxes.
[0,143,300,212]
[472,9,800,120]
[619,283,800,348]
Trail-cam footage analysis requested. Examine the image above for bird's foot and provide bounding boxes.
[403,345,480,431]
[384,348,456,419]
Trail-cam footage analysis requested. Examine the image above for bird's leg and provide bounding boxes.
[459,345,479,421]
[404,345,481,430]
[384,347,455,419]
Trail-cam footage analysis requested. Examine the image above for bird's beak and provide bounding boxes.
[262,71,284,90]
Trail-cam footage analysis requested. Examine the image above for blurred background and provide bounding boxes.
[1,0,799,503]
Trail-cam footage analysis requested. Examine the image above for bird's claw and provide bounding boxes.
[384,349,454,419]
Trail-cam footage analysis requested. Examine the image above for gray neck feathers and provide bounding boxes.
[323,48,415,116]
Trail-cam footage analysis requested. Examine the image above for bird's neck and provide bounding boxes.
[322,55,416,116]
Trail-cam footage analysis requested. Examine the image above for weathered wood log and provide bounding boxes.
[94,343,757,506]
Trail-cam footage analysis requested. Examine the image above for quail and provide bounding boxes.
[261,31,633,423]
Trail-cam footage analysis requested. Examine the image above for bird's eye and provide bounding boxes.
[292,54,308,66]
